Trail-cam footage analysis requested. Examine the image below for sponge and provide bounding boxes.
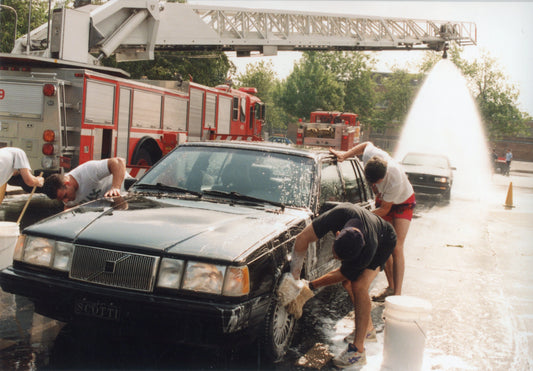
[277,273,314,319]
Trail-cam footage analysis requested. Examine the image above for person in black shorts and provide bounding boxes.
[291,203,396,368]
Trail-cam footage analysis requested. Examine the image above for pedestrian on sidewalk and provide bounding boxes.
[330,142,415,301]
[42,157,130,209]
[505,149,513,176]
[0,147,44,203]
[290,203,397,368]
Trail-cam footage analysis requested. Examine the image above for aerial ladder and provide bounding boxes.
[8,0,476,66]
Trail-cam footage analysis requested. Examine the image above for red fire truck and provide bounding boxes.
[296,111,360,150]
[0,54,264,178]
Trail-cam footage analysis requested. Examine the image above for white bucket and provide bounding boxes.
[381,295,432,371]
[0,222,20,270]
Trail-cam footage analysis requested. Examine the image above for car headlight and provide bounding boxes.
[16,235,74,272]
[156,259,250,296]
[223,266,250,296]
[182,261,226,294]
[434,176,448,183]
[157,258,185,289]
[53,241,75,271]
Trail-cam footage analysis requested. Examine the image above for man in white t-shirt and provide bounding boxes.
[0,147,44,203]
[42,158,130,208]
[330,142,415,300]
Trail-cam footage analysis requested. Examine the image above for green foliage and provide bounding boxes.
[0,0,49,53]
[102,51,234,87]
[451,50,531,139]
[278,52,345,120]
[377,69,423,126]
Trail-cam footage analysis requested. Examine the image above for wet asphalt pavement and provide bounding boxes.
[1,164,532,370]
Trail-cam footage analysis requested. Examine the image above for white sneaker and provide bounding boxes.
[333,343,366,368]
[343,328,377,343]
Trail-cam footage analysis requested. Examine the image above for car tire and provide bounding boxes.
[260,294,296,363]
[443,188,451,201]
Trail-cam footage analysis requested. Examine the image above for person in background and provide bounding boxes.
[291,203,396,368]
[330,142,415,301]
[491,148,499,173]
[505,149,513,176]
[0,147,44,203]
[42,157,129,209]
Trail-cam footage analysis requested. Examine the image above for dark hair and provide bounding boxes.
[42,173,65,200]
[364,156,387,183]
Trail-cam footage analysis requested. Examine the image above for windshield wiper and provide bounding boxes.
[202,190,285,211]
[134,183,202,197]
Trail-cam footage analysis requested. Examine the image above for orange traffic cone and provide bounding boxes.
[504,182,514,209]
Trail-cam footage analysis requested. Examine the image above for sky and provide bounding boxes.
[188,1,533,116]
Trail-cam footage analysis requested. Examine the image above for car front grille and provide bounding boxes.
[69,245,160,292]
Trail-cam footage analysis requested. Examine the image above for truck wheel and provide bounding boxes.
[260,295,296,363]
[132,148,154,166]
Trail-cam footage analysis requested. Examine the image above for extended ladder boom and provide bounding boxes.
[11,0,477,64]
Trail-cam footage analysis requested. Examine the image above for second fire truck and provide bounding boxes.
[296,111,361,151]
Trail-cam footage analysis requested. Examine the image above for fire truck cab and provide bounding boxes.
[296,111,360,151]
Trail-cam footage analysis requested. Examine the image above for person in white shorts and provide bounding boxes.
[330,142,415,300]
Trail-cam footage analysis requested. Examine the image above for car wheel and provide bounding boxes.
[260,295,296,363]
[443,188,451,201]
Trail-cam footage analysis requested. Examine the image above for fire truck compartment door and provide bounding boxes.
[217,96,231,135]
[0,82,43,119]
[188,88,204,141]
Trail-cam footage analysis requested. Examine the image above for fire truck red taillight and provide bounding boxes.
[43,84,56,96]
[43,130,55,142]
[42,143,55,155]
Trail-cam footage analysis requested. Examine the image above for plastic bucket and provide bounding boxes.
[381,295,432,371]
[0,222,20,270]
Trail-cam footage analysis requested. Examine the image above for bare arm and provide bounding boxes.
[290,223,318,279]
[19,168,44,188]
[372,199,393,218]
[104,158,126,197]
[310,268,346,289]
[329,141,370,162]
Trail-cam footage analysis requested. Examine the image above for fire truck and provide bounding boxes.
[296,111,361,150]
[0,54,264,178]
[0,0,476,178]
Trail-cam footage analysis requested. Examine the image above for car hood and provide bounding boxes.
[25,195,308,262]
[402,164,451,178]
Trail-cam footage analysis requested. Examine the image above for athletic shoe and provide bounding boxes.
[343,327,377,343]
[333,343,366,368]
[371,287,394,302]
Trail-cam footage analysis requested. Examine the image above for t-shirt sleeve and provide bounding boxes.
[312,204,352,238]
[362,143,391,165]
[12,148,31,170]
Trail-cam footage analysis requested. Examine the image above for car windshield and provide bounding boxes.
[402,153,449,169]
[134,146,315,208]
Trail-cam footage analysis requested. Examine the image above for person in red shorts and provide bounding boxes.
[330,142,415,300]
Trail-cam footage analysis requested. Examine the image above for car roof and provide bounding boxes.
[178,140,332,161]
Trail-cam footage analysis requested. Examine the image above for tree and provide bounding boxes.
[0,0,50,53]
[278,51,345,120]
[377,68,422,128]
[311,51,377,119]
[234,60,289,135]
[102,51,234,87]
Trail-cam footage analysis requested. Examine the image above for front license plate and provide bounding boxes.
[74,298,120,321]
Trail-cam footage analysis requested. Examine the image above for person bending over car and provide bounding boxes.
[43,157,130,209]
[291,203,396,368]
[0,147,44,203]
[330,142,415,301]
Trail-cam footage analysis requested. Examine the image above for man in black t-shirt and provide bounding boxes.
[290,203,396,368]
